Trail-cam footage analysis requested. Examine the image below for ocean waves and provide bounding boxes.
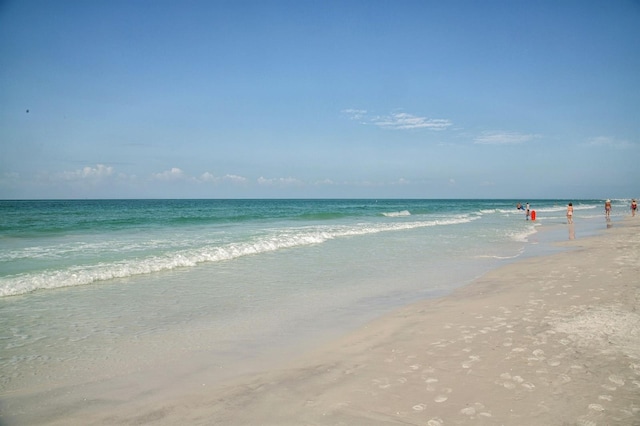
[2,198,617,298]
[0,215,476,297]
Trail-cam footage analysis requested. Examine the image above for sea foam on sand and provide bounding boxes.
[7,219,640,426]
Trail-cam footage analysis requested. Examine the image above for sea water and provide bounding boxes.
[0,199,627,409]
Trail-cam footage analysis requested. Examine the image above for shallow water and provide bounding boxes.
[0,199,627,407]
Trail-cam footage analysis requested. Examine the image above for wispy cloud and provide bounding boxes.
[257,176,304,187]
[60,164,114,180]
[198,172,248,184]
[152,167,185,181]
[342,109,452,131]
[152,169,249,184]
[341,108,367,121]
[53,165,250,186]
[372,113,452,130]
[585,136,635,149]
[474,131,536,145]
[220,174,248,184]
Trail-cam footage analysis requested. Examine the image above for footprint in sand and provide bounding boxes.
[427,418,444,426]
[576,417,598,426]
[588,403,605,412]
[460,402,491,417]
[462,355,480,369]
[412,403,426,411]
[609,375,625,386]
[434,395,448,402]
[424,377,438,391]
[532,349,545,357]
[498,372,532,390]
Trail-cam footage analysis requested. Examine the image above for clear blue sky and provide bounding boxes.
[1,0,639,199]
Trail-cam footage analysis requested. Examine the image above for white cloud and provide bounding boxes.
[257,176,304,187]
[151,170,251,185]
[343,109,452,131]
[394,178,410,185]
[1,171,20,181]
[372,113,452,130]
[60,164,114,181]
[474,131,536,145]
[199,172,216,182]
[586,136,634,149]
[342,108,368,121]
[152,167,185,181]
[196,172,248,184]
[222,174,248,184]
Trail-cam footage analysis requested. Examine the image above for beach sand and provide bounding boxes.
[7,219,640,425]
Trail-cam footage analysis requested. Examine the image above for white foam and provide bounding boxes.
[507,225,537,242]
[0,216,478,297]
[382,210,411,217]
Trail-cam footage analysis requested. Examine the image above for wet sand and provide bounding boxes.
[6,218,640,425]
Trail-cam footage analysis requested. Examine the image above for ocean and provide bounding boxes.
[0,198,628,407]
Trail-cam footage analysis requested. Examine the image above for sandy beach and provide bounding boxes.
[7,218,640,426]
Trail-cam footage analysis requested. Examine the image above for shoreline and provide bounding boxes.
[158,217,639,425]
[5,217,639,425]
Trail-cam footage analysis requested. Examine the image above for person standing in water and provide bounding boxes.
[632,199,637,217]
[605,199,612,219]
[567,202,574,224]
[525,203,530,220]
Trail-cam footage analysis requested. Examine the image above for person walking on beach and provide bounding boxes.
[605,199,612,219]
[567,202,574,224]
[632,199,637,217]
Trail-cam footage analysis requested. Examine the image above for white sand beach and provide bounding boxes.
[7,218,640,425]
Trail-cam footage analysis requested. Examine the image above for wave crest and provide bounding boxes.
[0,216,475,297]
[382,210,411,217]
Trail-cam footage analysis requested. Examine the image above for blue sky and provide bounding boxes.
[1,0,639,199]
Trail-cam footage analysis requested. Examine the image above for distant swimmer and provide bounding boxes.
[516,203,523,210]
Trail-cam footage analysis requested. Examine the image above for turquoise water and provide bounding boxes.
[0,198,628,411]
[1,198,623,297]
